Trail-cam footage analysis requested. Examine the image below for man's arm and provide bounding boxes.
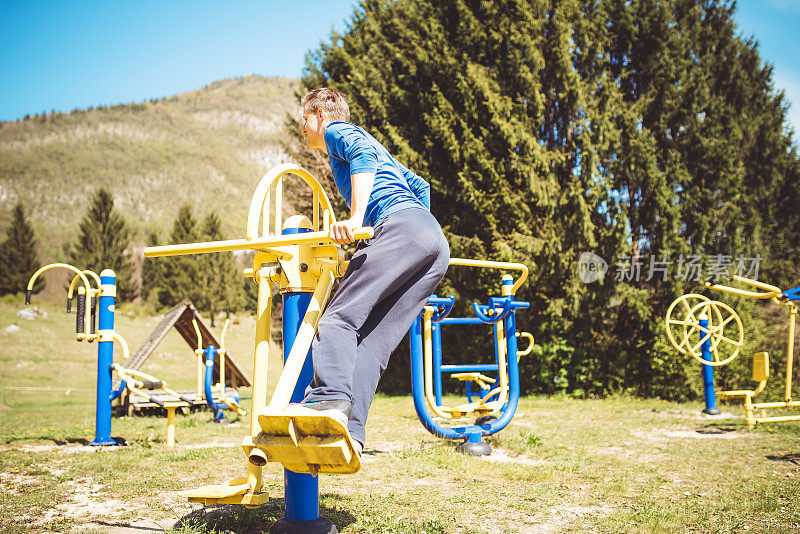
[329,172,375,244]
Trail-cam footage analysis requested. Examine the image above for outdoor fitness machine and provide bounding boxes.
[665,293,726,414]
[665,275,800,427]
[191,311,246,423]
[25,264,195,447]
[410,262,533,455]
[144,164,370,533]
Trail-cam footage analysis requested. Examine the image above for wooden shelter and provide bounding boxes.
[114,300,251,413]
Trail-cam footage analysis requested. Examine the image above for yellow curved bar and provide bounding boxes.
[218,316,230,394]
[143,228,374,258]
[112,332,130,360]
[192,316,203,352]
[28,263,91,294]
[448,258,529,295]
[191,316,204,397]
[27,263,93,337]
[67,270,101,299]
[516,332,534,358]
[115,365,162,386]
[706,275,782,300]
[246,164,338,240]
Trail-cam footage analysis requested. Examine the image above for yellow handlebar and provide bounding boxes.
[706,275,782,300]
[220,316,230,350]
[192,315,203,353]
[448,258,529,295]
[516,332,535,357]
[143,227,375,258]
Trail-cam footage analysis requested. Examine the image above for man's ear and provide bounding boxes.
[317,107,326,122]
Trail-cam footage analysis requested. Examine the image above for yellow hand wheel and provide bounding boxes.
[665,294,712,355]
[681,300,744,366]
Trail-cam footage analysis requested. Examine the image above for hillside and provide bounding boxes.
[0,76,301,297]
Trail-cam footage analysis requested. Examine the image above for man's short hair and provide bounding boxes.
[301,88,350,122]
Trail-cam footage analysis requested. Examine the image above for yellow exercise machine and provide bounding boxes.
[410,260,533,455]
[143,164,371,516]
[190,312,246,422]
[665,275,800,427]
[24,264,187,445]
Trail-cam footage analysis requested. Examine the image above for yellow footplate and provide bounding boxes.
[253,408,361,475]
[179,478,269,507]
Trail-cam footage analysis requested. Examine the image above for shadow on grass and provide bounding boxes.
[171,497,356,533]
[90,520,163,532]
[766,452,800,465]
[696,427,736,435]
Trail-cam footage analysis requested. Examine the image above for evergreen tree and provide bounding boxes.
[140,230,161,303]
[197,212,242,325]
[156,205,203,307]
[0,203,45,295]
[68,188,137,301]
[288,0,800,398]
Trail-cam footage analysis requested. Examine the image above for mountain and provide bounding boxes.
[0,76,301,298]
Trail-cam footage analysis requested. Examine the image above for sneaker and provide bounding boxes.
[354,440,363,458]
[286,399,352,428]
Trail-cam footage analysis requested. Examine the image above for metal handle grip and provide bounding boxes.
[76,293,86,335]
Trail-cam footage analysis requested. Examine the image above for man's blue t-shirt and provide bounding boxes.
[324,121,430,227]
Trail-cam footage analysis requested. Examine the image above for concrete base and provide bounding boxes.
[270,517,337,534]
[702,408,721,415]
[459,440,492,456]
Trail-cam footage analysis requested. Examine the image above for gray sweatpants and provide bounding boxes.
[303,207,450,446]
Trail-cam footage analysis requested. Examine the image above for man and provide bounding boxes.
[293,87,449,456]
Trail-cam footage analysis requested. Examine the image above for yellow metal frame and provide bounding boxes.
[705,276,800,427]
[144,165,371,507]
[190,313,246,417]
[420,259,533,420]
[113,359,190,447]
[667,276,800,428]
[27,263,96,341]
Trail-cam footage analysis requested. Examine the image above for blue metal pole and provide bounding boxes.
[91,269,117,446]
[699,315,720,415]
[282,291,319,522]
[268,224,338,534]
[432,322,443,406]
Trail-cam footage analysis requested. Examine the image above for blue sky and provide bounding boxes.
[1,0,798,136]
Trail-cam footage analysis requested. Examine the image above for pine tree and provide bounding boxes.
[140,230,161,303]
[155,206,203,307]
[0,203,45,295]
[68,188,137,301]
[288,0,800,398]
[197,212,242,325]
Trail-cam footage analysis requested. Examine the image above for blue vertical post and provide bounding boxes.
[91,269,117,446]
[282,291,319,522]
[432,322,443,406]
[699,314,720,415]
[271,226,336,534]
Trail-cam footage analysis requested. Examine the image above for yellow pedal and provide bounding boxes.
[180,478,268,506]
[252,408,361,475]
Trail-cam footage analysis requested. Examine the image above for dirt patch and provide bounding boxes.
[633,427,749,441]
[481,448,548,466]
[521,503,612,534]
[36,478,146,525]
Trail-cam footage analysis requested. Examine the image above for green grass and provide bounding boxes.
[1,297,799,533]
